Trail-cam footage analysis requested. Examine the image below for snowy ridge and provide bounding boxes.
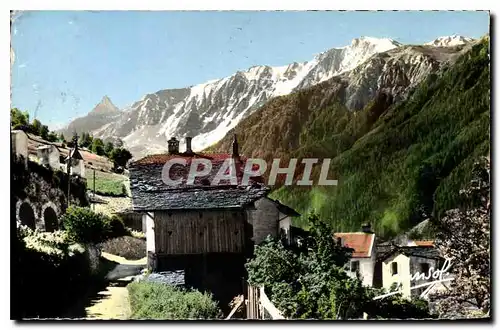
[88,35,469,158]
[425,35,474,47]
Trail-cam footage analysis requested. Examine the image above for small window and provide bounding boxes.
[420,263,430,274]
[350,260,360,272]
[391,262,398,275]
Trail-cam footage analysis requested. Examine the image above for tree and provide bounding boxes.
[40,125,50,140]
[104,141,114,157]
[46,130,58,142]
[110,147,133,169]
[430,157,490,318]
[246,213,432,320]
[79,132,93,149]
[58,133,66,142]
[30,119,42,136]
[11,108,29,130]
[91,138,105,156]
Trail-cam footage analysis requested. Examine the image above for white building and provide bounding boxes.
[11,130,28,164]
[378,243,451,300]
[37,144,61,170]
[334,225,376,287]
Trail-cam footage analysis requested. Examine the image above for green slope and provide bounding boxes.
[270,38,490,237]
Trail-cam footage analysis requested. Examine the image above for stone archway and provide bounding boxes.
[18,201,36,229]
[43,207,58,232]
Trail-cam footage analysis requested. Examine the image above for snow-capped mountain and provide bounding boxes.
[425,35,474,47]
[65,35,473,158]
[89,37,401,156]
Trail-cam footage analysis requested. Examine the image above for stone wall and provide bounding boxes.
[12,155,89,231]
[246,197,279,245]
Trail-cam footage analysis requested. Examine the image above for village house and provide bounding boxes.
[377,241,451,300]
[37,144,61,170]
[334,224,376,287]
[11,130,88,232]
[129,135,300,307]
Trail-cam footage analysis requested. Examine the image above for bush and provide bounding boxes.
[61,206,111,244]
[106,215,130,238]
[127,282,221,319]
[246,213,432,320]
[100,236,146,260]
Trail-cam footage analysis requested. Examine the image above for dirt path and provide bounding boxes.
[84,253,146,320]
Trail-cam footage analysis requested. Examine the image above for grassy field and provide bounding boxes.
[87,170,129,197]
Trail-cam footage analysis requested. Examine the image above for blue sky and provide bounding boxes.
[11,11,489,130]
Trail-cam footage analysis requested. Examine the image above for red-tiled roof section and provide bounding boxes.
[133,153,239,165]
[131,152,264,187]
[334,233,375,258]
[413,240,434,247]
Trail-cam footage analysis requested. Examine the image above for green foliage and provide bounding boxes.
[88,170,128,196]
[270,39,490,237]
[367,292,432,319]
[79,132,94,149]
[246,214,364,319]
[61,206,111,244]
[30,118,42,136]
[11,108,30,130]
[246,213,432,319]
[107,215,130,238]
[127,282,221,319]
[104,141,115,157]
[40,124,49,140]
[91,137,105,155]
[110,147,133,169]
[47,130,59,142]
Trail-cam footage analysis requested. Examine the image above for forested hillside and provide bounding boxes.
[211,37,490,238]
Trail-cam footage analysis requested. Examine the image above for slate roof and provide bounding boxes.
[379,246,442,262]
[129,152,269,211]
[333,232,375,258]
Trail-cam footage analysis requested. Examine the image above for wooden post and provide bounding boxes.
[93,169,96,211]
[66,157,71,207]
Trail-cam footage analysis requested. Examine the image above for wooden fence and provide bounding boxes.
[245,285,286,320]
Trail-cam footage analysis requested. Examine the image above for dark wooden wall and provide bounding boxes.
[154,210,247,255]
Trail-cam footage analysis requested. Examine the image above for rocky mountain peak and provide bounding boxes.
[89,95,120,116]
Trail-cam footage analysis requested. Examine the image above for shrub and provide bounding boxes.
[106,215,130,238]
[61,206,111,244]
[100,236,146,260]
[127,282,221,320]
[246,213,432,320]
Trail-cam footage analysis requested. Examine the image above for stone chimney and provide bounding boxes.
[232,134,239,158]
[362,223,373,234]
[168,137,179,154]
[185,136,193,154]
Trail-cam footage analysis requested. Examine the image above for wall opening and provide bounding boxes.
[19,202,36,229]
[43,207,58,232]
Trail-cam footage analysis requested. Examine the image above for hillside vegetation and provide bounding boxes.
[212,38,490,238]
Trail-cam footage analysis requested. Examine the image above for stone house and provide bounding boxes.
[129,136,299,307]
[334,224,376,287]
